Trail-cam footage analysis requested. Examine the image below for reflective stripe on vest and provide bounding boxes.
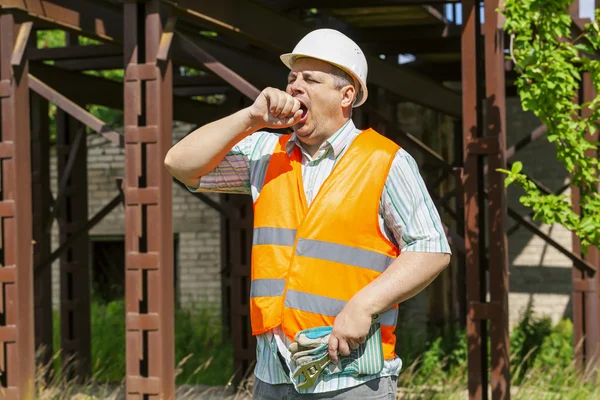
[250,279,286,298]
[296,238,394,273]
[253,227,297,247]
[284,289,398,326]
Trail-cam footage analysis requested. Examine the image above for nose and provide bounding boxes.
[287,76,305,96]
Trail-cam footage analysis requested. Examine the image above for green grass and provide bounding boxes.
[52,298,233,386]
[45,300,600,399]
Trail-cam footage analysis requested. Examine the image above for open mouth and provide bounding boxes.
[297,99,309,122]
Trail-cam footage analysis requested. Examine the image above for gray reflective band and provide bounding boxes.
[253,227,297,246]
[284,290,346,317]
[285,290,399,327]
[250,279,286,298]
[296,239,394,272]
[380,308,398,327]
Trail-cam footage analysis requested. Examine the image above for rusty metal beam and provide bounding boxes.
[361,37,461,55]
[176,31,260,100]
[29,62,227,126]
[29,73,122,144]
[261,0,460,8]
[56,108,91,380]
[220,194,257,386]
[507,208,596,273]
[461,0,488,398]
[31,91,53,372]
[0,0,123,43]
[28,44,122,61]
[571,11,600,369]
[124,1,175,398]
[168,0,462,116]
[10,20,32,66]
[0,13,35,399]
[484,2,511,395]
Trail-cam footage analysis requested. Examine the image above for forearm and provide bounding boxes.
[164,107,261,187]
[349,251,451,316]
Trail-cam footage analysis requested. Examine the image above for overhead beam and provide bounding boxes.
[172,31,288,90]
[260,0,460,8]
[52,56,124,71]
[168,0,462,116]
[0,0,123,43]
[362,37,461,55]
[28,44,122,61]
[29,74,122,145]
[176,31,260,99]
[28,63,228,125]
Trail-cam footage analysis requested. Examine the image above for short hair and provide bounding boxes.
[328,65,358,106]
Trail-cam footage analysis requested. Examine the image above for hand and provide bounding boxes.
[328,304,373,363]
[247,87,303,129]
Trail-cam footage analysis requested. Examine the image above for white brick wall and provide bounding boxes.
[50,122,223,310]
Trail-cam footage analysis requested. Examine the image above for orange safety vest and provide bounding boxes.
[250,128,401,360]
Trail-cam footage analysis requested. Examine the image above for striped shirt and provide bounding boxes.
[189,119,451,393]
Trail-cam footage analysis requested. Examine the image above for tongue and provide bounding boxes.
[301,107,308,118]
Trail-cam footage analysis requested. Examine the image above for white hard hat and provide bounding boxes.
[280,29,369,107]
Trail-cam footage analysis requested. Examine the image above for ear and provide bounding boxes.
[340,85,356,108]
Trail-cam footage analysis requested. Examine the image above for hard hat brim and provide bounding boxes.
[280,53,368,107]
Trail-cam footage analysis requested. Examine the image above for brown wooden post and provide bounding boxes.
[31,91,53,370]
[55,31,92,380]
[123,0,175,398]
[570,0,600,372]
[0,12,35,400]
[461,1,488,398]
[221,194,256,387]
[56,109,91,379]
[462,1,511,398]
[484,1,510,397]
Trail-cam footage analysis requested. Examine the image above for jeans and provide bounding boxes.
[252,376,397,399]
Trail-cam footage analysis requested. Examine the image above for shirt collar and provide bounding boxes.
[285,119,357,159]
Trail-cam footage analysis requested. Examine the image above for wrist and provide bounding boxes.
[346,293,380,317]
[243,106,266,132]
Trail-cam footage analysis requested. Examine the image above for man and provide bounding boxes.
[165,28,451,399]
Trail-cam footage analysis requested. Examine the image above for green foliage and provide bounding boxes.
[509,306,553,384]
[52,298,233,385]
[500,0,600,252]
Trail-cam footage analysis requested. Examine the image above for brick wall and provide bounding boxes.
[50,121,222,310]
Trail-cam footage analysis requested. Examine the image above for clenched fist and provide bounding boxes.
[248,87,305,129]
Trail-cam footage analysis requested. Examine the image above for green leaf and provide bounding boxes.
[511,161,523,174]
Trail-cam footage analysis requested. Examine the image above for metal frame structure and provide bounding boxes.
[0,0,596,399]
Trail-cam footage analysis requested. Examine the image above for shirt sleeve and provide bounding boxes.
[382,148,452,254]
[186,135,253,195]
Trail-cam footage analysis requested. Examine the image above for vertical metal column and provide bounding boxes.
[124,1,175,398]
[571,69,600,370]
[56,107,91,379]
[0,13,35,400]
[462,1,511,399]
[31,92,53,369]
[221,194,255,387]
[570,0,600,371]
[461,1,488,398]
[484,1,510,397]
